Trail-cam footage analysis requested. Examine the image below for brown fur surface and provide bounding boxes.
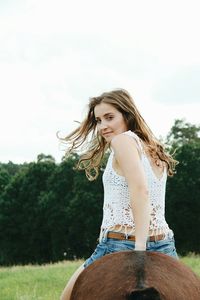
[70,251,200,300]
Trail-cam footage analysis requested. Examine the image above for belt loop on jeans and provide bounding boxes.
[102,228,109,242]
[125,233,129,240]
[153,234,158,242]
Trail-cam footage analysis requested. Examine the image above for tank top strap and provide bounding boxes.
[121,130,144,155]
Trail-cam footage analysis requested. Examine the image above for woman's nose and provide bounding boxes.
[98,122,108,130]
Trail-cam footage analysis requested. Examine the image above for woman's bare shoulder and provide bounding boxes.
[110,132,142,158]
[111,132,138,148]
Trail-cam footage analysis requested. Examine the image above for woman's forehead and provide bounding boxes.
[94,102,118,117]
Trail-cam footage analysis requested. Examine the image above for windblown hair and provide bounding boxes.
[57,89,178,181]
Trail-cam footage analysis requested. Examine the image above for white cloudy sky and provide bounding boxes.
[0,0,200,164]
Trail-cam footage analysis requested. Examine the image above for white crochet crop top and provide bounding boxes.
[99,130,172,241]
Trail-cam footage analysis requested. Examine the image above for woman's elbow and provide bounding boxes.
[131,185,149,199]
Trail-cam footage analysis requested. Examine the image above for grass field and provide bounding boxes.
[0,255,200,300]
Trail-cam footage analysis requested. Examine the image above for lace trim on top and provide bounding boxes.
[99,130,171,241]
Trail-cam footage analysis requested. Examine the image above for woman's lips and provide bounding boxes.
[103,132,112,137]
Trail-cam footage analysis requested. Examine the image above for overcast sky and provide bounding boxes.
[0,0,200,164]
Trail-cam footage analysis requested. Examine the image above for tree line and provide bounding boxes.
[0,119,199,265]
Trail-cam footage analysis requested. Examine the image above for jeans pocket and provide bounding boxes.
[156,239,177,255]
[106,239,134,254]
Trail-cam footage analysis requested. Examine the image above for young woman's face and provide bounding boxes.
[94,102,128,142]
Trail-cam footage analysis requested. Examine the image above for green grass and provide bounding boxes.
[0,255,199,300]
[180,254,200,276]
[0,260,82,300]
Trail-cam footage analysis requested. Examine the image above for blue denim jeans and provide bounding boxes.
[84,230,178,268]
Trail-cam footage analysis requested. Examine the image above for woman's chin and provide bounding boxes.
[104,136,113,143]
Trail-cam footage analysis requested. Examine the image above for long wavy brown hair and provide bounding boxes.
[57,89,178,181]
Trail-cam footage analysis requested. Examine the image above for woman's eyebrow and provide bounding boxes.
[95,112,114,119]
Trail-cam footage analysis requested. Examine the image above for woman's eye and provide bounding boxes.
[95,116,113,124]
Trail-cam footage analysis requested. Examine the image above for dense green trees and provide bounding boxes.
[165,119,200,255]
[0,154,103,265]
[0,119,199,265]
[0,158,56,264]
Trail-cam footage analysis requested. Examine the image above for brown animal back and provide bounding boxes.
[71,251,200,300]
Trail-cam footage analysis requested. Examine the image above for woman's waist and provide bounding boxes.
[100,224,171,237]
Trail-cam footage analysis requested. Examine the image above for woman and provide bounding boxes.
[59,89,178,300]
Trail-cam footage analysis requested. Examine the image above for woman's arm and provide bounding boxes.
[111,134,151,250]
